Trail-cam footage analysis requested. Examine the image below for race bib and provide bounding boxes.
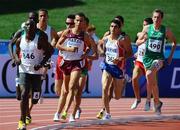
[148,39,162,53]
[105,53,117,65]
[138,48,145,56]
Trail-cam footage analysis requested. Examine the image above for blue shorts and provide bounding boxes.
[100,61,124,79]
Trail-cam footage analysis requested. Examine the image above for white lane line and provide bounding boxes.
[30,114,180,130]
[1,114,180,126]
[1,109,180,119]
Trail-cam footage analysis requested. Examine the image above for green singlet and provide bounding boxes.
[143,24,166,69]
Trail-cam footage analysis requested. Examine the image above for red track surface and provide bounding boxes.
[0,98,180,130]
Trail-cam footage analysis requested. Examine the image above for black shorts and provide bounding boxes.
[19,73,42,104]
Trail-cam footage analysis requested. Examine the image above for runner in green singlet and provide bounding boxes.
[136,9,176,115]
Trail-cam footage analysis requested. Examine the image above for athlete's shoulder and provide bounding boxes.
[63,28,71,35]
[13,29,24,38]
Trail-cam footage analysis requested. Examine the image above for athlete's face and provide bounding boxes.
[74,15,84,30]
[25,20,36,34]
[143,21,148,26]
[110,22,120,34]
[28,13,38,24]
[39,11,48,23]
[152,12,162,27]
[65,18,75,29]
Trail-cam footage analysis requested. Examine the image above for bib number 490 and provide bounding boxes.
[148,39,162,53]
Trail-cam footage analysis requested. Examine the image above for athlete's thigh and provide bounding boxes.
[102,70,113,90]
[150,59,164,73]
[19,73,31,95]
[132,65,144,79]
[63,74,70,93]
[79,75,87,91]
[31,75,42,103]
[69,70,81,89]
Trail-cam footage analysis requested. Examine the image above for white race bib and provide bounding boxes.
[105,52,117,65]
[148,39,162,53]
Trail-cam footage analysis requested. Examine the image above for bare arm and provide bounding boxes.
[38,32,54,65]
[166,27,177,64]
[8,29,22,60]
[136,25,148,46]
[103,30,110,38]
[123,35,133,59]
[56,29,77,52]
[98,37,107,56]
[50,27,59,47]
[83,33,98,60]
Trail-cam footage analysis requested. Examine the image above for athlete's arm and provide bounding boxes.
[13,36,21,65]
[136,25,148,46]
[103,30,110,38]
[56,29,78,52]
[123,35,133,59]
[8,29,22,60]
[166,27,177,64]
[98,37,106,56]
[38,32,54,66]
[50,27,59,47]
[83,33,98,60]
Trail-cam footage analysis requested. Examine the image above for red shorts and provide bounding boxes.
[60,60,82,75]
[55,56,63,80]
[135,60,145,75]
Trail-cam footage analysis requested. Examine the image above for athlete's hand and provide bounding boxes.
[113,57,124,64]
[43,61,53,69]
[67,46,78,52]
[167,57,172,65]
[34,64,43,71]
[13,58,21,66]
[81,52,88,59]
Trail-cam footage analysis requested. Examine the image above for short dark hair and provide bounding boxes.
[153,9,164,18]
[67,14,75,19]
[114,15,124,25]
[39,8,48,15]
[85,16,89,24]
[144,17,153,24]
[28,11,38,24]
[75,12,86,19]
[111,19,121,28]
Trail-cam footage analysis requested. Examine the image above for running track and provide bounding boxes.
[0,98,180,130]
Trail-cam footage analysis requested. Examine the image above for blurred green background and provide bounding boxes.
[0,0,179,43]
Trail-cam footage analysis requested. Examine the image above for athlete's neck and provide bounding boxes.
[72,27,82,35]
[110,33,119,40]
[153,24,161,31]
[26,32,35,42]
[37,22,47,31]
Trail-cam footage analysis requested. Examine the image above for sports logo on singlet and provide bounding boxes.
[62,34,84,60]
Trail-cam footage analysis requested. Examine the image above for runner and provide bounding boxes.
[98,19,133,120]
[131,17,153,111]
[54,14,75,97]
[53,12,97,122]
[8,11,48,126]
[71,16,98,121]
[53,14,75,121]
[97,16,132,119]
[136,9,176,115]
[28,9,59,112]
[13,19,54,130]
